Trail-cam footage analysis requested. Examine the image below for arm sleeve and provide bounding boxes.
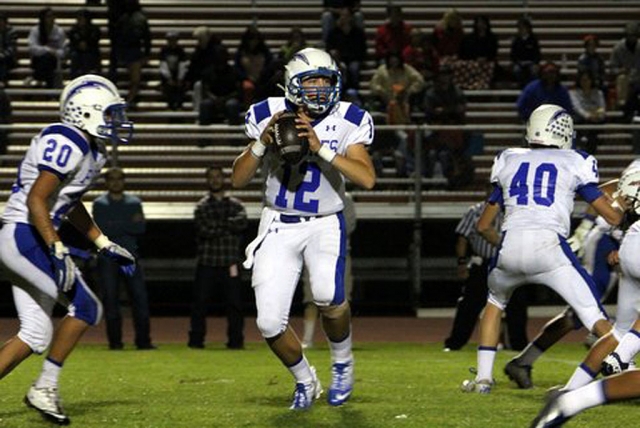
[125,198,146,236]
[36,135,85,180]
[344,110,375,149]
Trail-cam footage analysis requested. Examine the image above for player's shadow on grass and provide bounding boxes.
[268,405,366,428]
[67,398,139,416]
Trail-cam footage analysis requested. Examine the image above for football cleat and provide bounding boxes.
[24,385,70,425]
[529,390,571,428]
[504,358,533,389]
[601,352,629,376]
[328,360,354,406]
[290,366,322,410]
[460,378,493,394]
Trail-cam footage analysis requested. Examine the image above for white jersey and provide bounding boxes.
[244,97,374,216]
[2,123,107,228]
[490,148,600,237]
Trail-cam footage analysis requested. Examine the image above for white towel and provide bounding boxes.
[243,207,278,269]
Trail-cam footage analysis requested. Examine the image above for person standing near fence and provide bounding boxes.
[188,164,248,350]
[92,166,155,351]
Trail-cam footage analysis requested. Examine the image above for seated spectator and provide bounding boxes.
[459,15,498,88]
[159,31,188,111]
[423,65,473,187]
[326,7,367,96]
[610,21,640,109]
[184,26,223,91]
[67,8,101,78]
[510,16,541,88]
[623,85,640,154]
[321,0,364,46]
[197,45,242,126]
[234,25,273,106]
[369,51,425,177]
[27,7,66,88]
[433,9,464,59]
[577,34,607,91]
[112,0,150,109]
[0,13,17,87]
[374,5,412,63]
[516,62,573,121]
[402,29,440,85]
[570,70,606,154]
[370,51,425,116]
[279,27,307,63]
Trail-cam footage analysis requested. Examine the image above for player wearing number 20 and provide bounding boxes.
[461,104,625,394]
[0,74,135,424]
[232,48,375,410]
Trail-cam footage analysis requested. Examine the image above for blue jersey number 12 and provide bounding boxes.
[275,162,321,213]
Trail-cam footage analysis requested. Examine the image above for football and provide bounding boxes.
[273,112,309,165]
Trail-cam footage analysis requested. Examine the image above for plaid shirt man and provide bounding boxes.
[194,193,248,267]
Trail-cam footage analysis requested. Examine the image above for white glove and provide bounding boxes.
[49,241,76,292]
[94,235,137,276]
[567,217,596,256]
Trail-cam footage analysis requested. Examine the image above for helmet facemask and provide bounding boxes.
[100,103,133,144]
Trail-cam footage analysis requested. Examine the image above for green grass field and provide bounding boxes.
[0,342,637,427]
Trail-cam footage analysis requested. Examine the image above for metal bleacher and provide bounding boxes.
[2,0,640,220]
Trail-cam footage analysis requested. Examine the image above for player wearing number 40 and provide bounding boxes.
[0,74,135,425]
[231,47,375,410]
[460,104,625,395]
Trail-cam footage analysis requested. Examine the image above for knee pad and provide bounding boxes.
[256,314,286,339]
[69,279,103,326]
[18,316,53,354]
[319,301,349,321]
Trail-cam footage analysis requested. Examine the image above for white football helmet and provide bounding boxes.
[284,48,342,116]
[59,74,133,143]
[525,104,574,149]
[617,168,640,214]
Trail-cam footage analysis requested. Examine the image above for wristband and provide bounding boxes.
[317,145,337,163]
[457,257,469,266]
[93,234,110,250]
[250,140,267,158]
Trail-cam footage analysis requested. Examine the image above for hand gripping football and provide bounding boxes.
[273,112,309,165]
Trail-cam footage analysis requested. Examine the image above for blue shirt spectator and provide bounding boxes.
[517,62,573,121]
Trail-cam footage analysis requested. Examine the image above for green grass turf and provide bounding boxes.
[0,342,637,427]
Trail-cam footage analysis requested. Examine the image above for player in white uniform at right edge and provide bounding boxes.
[530,168,640,427]
[461,104,624,394]
[231,47,375,410]
[0,74,136,424]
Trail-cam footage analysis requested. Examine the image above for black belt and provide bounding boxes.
[279,213,330,224]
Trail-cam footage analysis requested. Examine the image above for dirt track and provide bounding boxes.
[0,316,588,348]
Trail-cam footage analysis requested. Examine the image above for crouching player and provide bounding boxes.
[0,74,136,424]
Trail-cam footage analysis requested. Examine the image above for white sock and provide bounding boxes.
[302,319,316,344]
[329,331,353,363]
[564,363,596,390]
[477,347,497,381]
[34,358,62,389]
[559,380,606,417]
[516,343,543,366]
[615,329,640,363]
[287,355,313,384]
